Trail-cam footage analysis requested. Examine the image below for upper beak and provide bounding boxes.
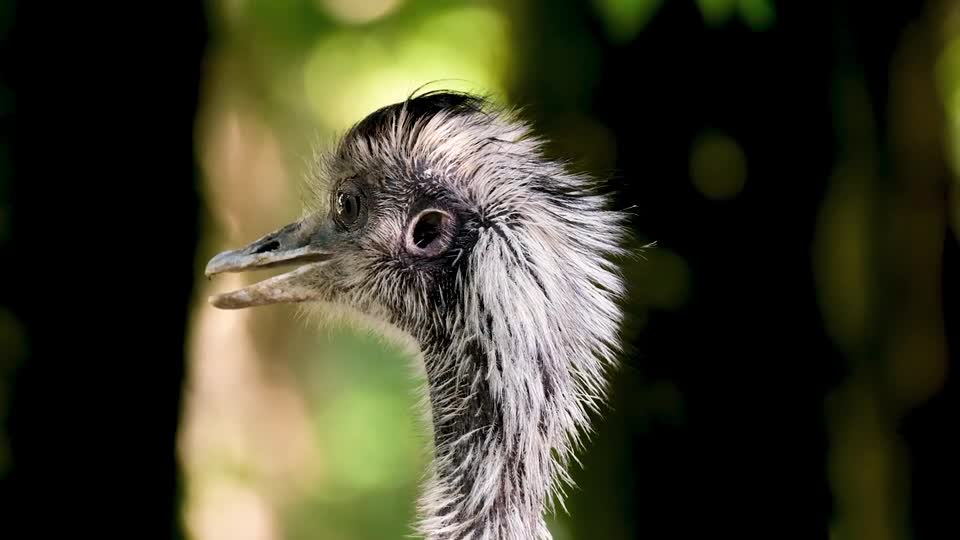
[205,219,332,309]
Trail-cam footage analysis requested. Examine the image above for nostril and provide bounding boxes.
[254,240,280,254]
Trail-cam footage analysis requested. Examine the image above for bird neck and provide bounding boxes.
[415,337,556,540]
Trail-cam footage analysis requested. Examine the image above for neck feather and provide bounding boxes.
[414,335,574,540]
[406,172,625,539]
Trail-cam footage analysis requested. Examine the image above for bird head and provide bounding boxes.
[206,91,625,347]
[205,91,628,538]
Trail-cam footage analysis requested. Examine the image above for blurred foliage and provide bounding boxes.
[592,0,662,43]
[695,0,775,30]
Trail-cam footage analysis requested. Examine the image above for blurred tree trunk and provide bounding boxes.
[0,3,207,538]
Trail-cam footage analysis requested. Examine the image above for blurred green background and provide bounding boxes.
[1,1,958,539]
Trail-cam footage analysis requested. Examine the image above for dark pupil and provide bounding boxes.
[337,192,358,223]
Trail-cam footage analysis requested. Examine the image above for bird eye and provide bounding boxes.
[334,190,362,228]
[406,209,455,257]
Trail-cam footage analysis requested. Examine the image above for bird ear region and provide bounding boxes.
[405,208,456,257]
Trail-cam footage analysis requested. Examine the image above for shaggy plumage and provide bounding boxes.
[205,91,627,540]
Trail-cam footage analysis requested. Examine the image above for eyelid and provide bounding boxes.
[331,179,368,230]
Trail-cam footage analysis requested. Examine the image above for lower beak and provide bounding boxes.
[204,220,331,309]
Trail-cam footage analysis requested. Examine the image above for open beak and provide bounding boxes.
[205,220,332,309]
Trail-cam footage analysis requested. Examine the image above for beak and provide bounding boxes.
[205,219,332,309]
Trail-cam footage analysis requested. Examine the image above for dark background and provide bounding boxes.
[0,1,956,539]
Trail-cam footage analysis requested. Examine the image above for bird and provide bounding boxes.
[205,91,627,540]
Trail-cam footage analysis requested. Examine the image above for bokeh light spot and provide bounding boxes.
[548,114,618,173]
[738,0,775,31]
[634,248,691,310]
[813,166,871,351]
[317,0,403,25]
[695,0,774,30]
[592,0,662,43]
[689,130,747,200]
[695,0,737,27]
